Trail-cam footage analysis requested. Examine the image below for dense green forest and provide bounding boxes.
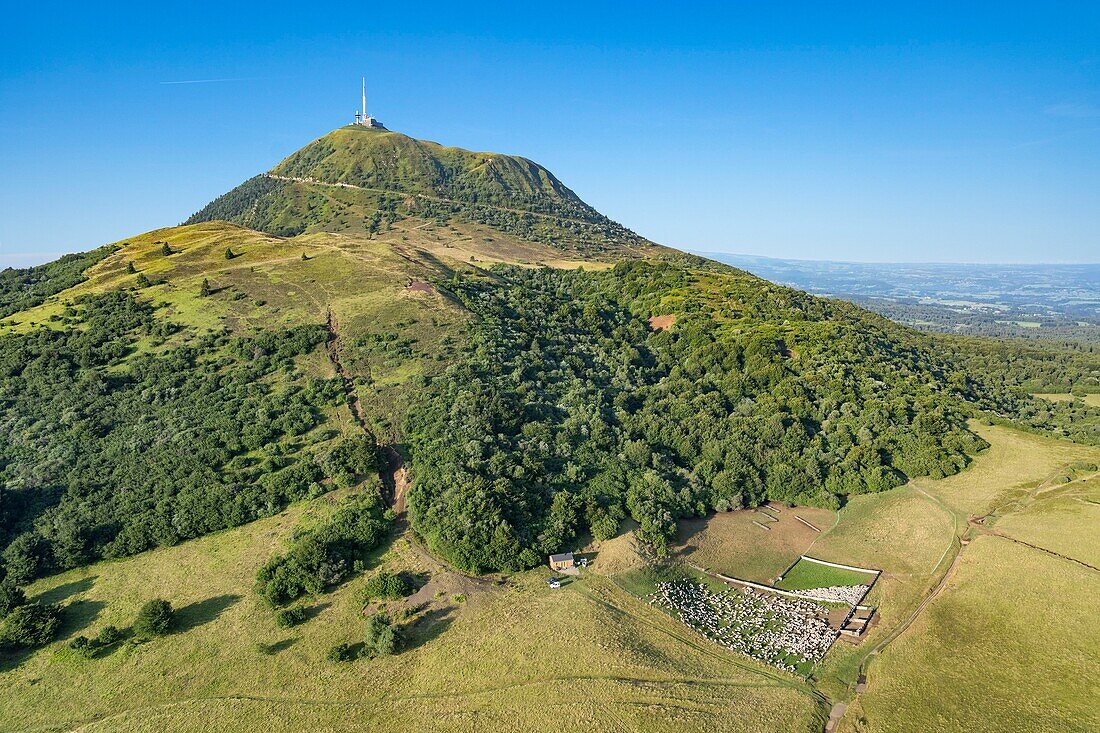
[0,246,115,319]
[930,334,1100,444]
[404,262,988,572]
[0,291,372,586]
[2,258,1095,590]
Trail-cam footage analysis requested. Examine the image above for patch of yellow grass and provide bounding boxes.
[990,475,1100,568]
[913,422,1098,516]
[1,503,824,733]
[842,535,1100,733]
[1032,392,1076,403]
[674,504,837,584]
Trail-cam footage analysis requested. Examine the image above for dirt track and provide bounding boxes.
[324,308,406,511]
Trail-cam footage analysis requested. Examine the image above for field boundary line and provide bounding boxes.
[799,555,881,577]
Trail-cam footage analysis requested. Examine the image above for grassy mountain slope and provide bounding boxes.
[186,126,668,258]
[0,124,1065,586]
[3,124,1092,585]
[1,500,824,733]
[3,124,1098,733]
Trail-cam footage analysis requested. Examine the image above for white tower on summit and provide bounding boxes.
[354,77,385,129]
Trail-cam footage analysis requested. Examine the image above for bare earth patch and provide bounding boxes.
[648,314,677,331]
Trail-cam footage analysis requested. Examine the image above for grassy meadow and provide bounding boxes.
[840,536,1100,733]
[674,505,837,583]
[832,426,1100,732]
[669,421,1100,733]
[0,502,826,733]
[774,560,875,592]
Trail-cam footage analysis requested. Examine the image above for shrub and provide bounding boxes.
[326,642,356,662]
[133,599,173,638]
[0,602,61,649]
[0,579,26,619]
[69,635,96,658]
[364,612,403,657]
[274,606,307,628]
[95,625,124,646]
[360,570,412,602]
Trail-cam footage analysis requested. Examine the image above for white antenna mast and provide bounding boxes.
[361,77,367,122]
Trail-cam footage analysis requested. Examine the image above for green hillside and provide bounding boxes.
[2,124,1099,733]
[186,126,663,257]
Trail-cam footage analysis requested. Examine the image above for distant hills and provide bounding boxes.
[707,253,1100,344]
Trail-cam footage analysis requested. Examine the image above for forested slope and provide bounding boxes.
[405,262,989,571]
[3,124,1097,594]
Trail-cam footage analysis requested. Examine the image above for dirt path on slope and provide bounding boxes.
[324,308,406,511]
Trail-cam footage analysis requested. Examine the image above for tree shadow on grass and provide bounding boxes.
[32,576,97,605]
[0,646,34,673]
[173,594,242,633]
[302,601,331,622]
[257,637,298,655]
[58,599,107,640]
[403,606,456,652]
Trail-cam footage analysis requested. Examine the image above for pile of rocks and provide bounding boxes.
[651,579,838,672]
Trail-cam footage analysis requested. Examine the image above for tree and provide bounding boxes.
[0,579,26,618]
[0,602,61,649]
[1,533,50,585]
[133,599,173,638]
[200,278,212,297]
[95,625,123,646]
[364,612,403,657]
[160,242,172,256]
[127,262,137,274]
[224,247,235,260]
[360,569,411,601]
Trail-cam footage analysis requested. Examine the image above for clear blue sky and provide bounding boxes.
[2,2,1098,265]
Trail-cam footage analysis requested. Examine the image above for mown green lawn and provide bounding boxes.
[774,559,875,591]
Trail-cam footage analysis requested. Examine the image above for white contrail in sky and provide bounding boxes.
[158,77,260,85]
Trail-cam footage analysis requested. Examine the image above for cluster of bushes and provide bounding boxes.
[256,493,392,606]
[359,569,413,601]
[405,262,989,572]
[0,291,353,584]
[66,598,172,660]
[68,625,124,658]
[0,574,175,658]
[327,611,404,662]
